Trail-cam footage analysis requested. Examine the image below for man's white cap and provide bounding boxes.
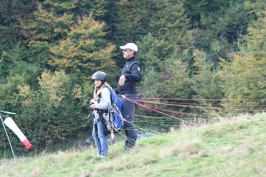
[120,43,138,52]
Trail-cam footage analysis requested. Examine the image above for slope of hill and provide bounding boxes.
[1,113,266,177]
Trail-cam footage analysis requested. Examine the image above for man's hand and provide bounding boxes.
[118,75,126,86]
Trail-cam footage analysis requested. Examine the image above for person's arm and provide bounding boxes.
[124,63,142,82]
[95,88,111,110]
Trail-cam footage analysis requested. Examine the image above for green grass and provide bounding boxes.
[1,113,266,177]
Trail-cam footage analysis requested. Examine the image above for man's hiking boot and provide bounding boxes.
[124,146,132,152]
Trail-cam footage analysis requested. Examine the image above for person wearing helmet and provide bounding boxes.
[89,71,111,158]
[116,43,142,151]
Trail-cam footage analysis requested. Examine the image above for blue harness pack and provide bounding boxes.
[106,86,125,131]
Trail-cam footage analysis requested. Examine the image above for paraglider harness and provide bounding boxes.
[90,85,126,137]
[92,108,110,136]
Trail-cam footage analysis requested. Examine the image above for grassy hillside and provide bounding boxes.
[1,113,266,177]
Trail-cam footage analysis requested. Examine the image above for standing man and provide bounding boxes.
[116,43,142,151]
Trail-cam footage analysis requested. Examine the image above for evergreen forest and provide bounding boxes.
[0,0,266,157]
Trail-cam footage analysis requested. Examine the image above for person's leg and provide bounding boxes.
[96,120,108,156]
[92,124,101,155]
[122,97,137,149]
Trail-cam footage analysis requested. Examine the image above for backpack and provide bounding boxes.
[92,85,125,138]
[106,85,125,131]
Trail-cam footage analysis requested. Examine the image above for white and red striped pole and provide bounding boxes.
[4,117,32,149]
